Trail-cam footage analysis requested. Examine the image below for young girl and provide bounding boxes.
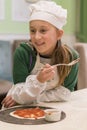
[2,1,79,108]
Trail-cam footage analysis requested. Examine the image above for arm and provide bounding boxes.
[10,64,55,104]
[37,86,71,102]
[37,63,78,102]
[64,49,79,91]
[10,75,46,104]
[37,49,79,102]
[2,43,37,107]
[13,43,36,84]
[3,44,55,106]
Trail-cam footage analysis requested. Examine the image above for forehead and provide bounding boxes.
[30,20,55,28]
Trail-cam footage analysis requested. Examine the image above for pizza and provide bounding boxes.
[10,107,45,119]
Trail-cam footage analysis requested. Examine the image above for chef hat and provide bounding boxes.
[29,0,67,29]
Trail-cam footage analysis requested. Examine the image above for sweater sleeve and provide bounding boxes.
[64,48,79,91]
[13,43,36,84]
[8,75,46,104]
[37,86,71,102]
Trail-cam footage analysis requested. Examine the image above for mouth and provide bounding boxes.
[35,42,45,46]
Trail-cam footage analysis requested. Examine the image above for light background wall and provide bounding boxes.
[54,0,76,46]
[0,0,29,34]
[54,0,76,35]
[0,0,76,34]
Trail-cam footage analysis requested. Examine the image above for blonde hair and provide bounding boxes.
[51,40,73,86]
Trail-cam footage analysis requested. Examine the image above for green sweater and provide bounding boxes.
[13,43,79,91]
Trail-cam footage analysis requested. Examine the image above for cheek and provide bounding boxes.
[30,35,35,44]
[48,34,58,43]
[49,31,58,40]
[30,35,34,40]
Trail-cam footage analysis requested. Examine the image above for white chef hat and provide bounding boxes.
[29,0,67,29]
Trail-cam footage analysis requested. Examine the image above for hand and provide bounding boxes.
[37,64,55,83]
[1,95,17,108]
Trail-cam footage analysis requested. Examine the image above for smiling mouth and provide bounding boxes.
[36,42,45,46]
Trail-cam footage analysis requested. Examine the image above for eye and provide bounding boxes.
[30,29,36,34]
[40,29,47,33]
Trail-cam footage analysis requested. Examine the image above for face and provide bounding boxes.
[30,20,63,56]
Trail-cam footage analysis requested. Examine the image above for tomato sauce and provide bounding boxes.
[13,107,45,119]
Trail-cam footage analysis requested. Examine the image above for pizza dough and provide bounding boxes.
[10,107,45,120]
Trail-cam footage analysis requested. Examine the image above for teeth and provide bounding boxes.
[36,43,43,45]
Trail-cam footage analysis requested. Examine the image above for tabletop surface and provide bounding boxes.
[0,88,87,130]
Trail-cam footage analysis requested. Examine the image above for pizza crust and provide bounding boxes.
[10,107,45,120]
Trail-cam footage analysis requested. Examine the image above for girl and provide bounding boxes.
[2,1,79,108]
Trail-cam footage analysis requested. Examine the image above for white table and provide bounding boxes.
[0,88,87,130]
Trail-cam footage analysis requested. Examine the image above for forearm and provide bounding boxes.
[8,75,46,104]
[38,86,71,102]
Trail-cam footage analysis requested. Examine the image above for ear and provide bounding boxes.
[57,29,64,40]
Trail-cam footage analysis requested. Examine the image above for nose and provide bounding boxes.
[35,31,41,40]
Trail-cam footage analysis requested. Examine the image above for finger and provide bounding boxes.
[47,72,55,80]
[45,63,51,67]
[44,70,55,81]
[1,97,9,105]
[2,97,13,108]
[42,66,54,74]
[2,96,11,104]
[7,101,16,108]
[42,64,51,70]
[4,100,14,108]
